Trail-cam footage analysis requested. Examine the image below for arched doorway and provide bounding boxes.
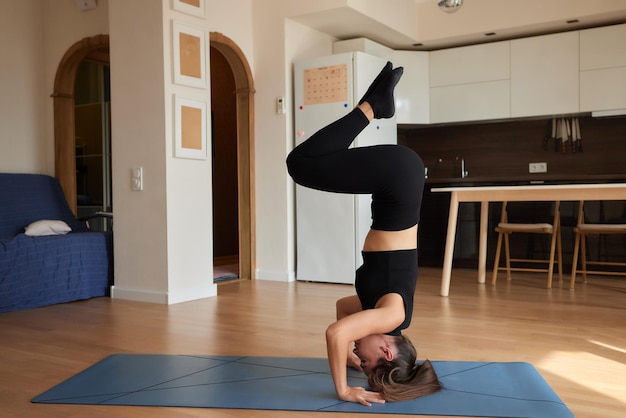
[209,32,256,280]
[52,34,109,214]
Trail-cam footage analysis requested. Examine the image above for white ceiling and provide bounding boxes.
[293,0,626,51]
[410,0,626,50]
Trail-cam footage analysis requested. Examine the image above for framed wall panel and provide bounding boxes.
[172,22,207,88]
[174,95,207,160]
[172,0,206,18]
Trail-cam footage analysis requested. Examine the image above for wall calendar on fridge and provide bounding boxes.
[303,64,348,105]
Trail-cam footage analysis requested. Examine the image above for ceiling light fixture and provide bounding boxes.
[438,0,463,13]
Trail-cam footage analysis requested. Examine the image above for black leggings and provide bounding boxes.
[286,109,424,231]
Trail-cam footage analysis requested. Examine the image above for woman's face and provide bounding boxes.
[353,334,390,376]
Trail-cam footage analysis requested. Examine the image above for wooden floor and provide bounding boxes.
[1,267,625,418]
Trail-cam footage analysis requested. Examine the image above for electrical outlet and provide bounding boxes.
[131,167,143,191]
[529,162,547,173]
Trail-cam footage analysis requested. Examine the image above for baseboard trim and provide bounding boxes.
[111,284,217,304]
[255,269,295,282]
[110,286,168,304]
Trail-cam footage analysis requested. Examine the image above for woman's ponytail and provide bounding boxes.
[367,335,442,402]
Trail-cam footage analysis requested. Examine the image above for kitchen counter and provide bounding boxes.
[426,173,626,186]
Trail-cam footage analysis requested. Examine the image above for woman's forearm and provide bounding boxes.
[326,322,349,397]
[335,296,364,372]
[325,306,399,406]
[325,319,386,406]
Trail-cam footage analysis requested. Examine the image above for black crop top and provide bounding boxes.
[355,249,418,336]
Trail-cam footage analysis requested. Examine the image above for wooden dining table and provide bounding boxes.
[431,183,626,296]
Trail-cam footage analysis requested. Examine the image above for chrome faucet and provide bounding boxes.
[456,156,468,178]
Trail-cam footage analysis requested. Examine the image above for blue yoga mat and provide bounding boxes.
[32,354,574,417]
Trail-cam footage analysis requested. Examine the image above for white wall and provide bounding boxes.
[250,1,295,281]
[204,0,254,60]
[0,0,44,173]
[108,0,171,302]
[109,0,255,303]
[42,0,110,174]
[0,0,109,175]
[348,0,419,40]
[250,1,338,282]
[162,0,257,302]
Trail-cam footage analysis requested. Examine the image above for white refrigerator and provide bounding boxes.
[293,52,397,284]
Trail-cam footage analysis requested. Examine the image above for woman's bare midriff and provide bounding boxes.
[362,224,418,252]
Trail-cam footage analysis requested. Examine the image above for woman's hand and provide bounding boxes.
[339,386,385,407]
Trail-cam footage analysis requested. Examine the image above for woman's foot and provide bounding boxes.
[363,67,404,119]
[359,62,392,106]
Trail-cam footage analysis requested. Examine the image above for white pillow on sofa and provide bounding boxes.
[24,220,72,236]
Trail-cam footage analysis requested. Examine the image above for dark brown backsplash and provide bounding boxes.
[398,116,626,181]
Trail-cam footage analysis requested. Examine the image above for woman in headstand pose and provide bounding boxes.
[286,62,442,406]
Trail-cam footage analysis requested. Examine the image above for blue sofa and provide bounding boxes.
[0,173,112,313]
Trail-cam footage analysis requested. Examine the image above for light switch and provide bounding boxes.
[74,0,97,11]
[276,97,286,114]
[131,167,143,191]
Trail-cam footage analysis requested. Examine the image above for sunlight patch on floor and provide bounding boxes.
[537,349,626,405]
[588,339,626,355]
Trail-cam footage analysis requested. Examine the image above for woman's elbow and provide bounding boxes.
[325,322,339,340]
[325,321,346,346]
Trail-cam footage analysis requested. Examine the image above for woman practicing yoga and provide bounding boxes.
[286,62,442,406]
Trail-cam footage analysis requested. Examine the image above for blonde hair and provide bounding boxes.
[367,335,442,402]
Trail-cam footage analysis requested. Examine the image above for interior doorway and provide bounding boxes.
[53,35,110,215]
[209,32,256,281]
[74,60,112,231]
[210,46,239,281]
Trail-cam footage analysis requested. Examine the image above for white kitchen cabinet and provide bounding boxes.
[511,32,579,117]
[392,50,430,124]
[430,80,510,123]
[580,24,626,70]
[429,41,510,123]
[579,24,626,112]
[580,67,626,112]
[430,41,510,87]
